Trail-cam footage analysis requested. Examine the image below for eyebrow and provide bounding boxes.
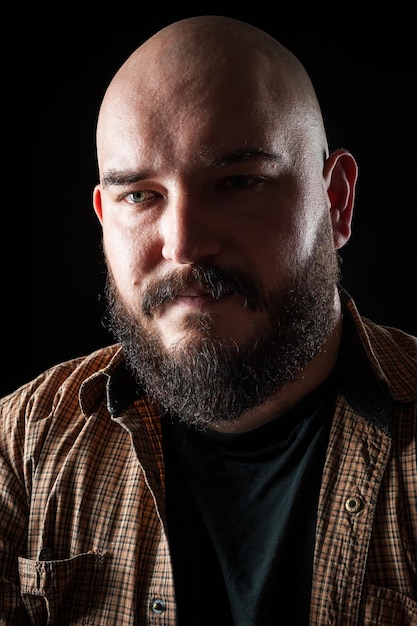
[102,170,152,187]
[101,148,282,187]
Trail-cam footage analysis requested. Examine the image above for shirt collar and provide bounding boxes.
[338,289,393,436]
[79,346,140,418]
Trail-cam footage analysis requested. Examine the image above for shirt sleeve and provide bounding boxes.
[0,388,32,624]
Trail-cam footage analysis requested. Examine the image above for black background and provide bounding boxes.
[2,5,416,397]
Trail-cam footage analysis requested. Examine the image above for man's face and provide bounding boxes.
[103,216,340,428]
[93,55,344,426]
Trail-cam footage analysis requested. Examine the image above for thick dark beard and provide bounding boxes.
[103,220,341,429]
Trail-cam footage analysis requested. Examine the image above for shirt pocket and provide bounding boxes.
[359,584,417,625]
[18,549,107,626]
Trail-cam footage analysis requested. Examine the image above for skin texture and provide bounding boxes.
[93,15,358,432]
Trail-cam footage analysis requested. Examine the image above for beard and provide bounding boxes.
[103,218,341,429]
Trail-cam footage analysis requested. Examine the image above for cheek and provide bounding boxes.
[280,184,330,256]
[257,211,325,285]
[102,226,153,296]
[263,213,306,262]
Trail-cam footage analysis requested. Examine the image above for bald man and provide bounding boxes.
[1,16,416,625]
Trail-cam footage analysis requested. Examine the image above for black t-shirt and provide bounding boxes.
[162,377,336,625]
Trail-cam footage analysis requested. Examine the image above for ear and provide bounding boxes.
[93,185,104,224]
[324,149,358,249]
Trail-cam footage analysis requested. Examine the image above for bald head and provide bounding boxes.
[96,15,328,174]
[107,15,307,89]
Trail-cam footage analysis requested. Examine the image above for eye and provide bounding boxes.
[222,175,265,190]
[125,190,152,204]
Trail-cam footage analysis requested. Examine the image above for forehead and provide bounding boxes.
[97,67,295,174]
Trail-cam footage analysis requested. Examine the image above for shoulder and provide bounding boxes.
[0,344,122,421]
[365,319,417,404]
[362,315,417,359]
[346,298,417,404]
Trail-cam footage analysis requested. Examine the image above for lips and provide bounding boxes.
[169,286,230,310]
[142,263,260,317]
[176,285,219,299]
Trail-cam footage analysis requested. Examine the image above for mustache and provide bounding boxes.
[142,264,262,317]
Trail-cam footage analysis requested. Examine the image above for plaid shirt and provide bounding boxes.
[1,293,416,625]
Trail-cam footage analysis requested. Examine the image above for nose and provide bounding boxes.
[160,190,222,264]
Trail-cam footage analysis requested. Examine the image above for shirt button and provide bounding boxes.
[38,546,54,561]
[345,495,364,514]
[151,598,166,614]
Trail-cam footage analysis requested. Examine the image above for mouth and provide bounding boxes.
[166,287,232,308]
[142,264,260,318]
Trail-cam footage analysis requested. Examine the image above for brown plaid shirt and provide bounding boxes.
[1,294,416,625]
